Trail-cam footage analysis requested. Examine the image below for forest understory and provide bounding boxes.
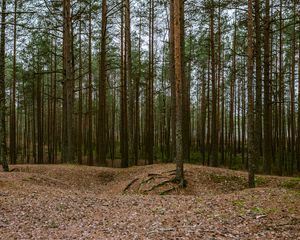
[1,164,299,239]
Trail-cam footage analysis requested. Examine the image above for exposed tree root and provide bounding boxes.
[123,178,139,192]
[159,187,177,195]
[143,179,175,193]
[148,173,162,177]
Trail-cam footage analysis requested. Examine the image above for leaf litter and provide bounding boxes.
[0,164,299,239]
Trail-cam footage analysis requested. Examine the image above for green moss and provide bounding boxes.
[250,207,277,215]
[281,178,300,190]
[209,174,247,185]
[232,200,245,208]
[255,176,268,186]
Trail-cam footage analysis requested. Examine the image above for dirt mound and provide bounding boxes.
[1,164,299,239]
[3,164,296,196]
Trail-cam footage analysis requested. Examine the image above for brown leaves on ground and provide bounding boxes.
[0,164,299,239]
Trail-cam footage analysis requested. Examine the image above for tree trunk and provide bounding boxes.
[62,0,74,163]
[120,2,128,168]
[254,0,262,158]
[145,0,154,165]
[77,16,83,165]
[0,0,9,171]
[210,0,218,167]
[170,0,176,162]
[174,0,185,186]
[10,0,17,165]
[87,6,93,166]
[263,0,272,174]
[98,0,107,166]
[247,0,256,188]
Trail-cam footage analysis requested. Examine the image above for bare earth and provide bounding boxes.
[0,164,299,239]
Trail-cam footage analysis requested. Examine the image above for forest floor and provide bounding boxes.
[0,164,300,239]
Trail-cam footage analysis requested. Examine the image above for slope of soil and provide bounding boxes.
[0,164,299,239]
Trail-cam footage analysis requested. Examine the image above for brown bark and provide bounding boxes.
[87,6,93,166]
[278,0,284,175]
[62,0,74,163]
[98,0,107,166]
[263,0,272,174]
[289,1,296,175]
[36,57,43,164]
[77,16,83,165]
[200,66,206,165]
[229,20,237,168]
[254,0,262,157]
[10,0,17,165]
[125,0,134,165]
[170,0,176,162]
[0,0,8,171]
[120,2,128,168]
[247,0,256,188]
[174,0,184,186]
[145,0,154,165]
[210,0,218,167]
[134,14,142,165]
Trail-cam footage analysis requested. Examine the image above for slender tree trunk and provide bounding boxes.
[98,0,107,166]
[174,0,185,186]
[206,47,211,165]
[263,0,272,174]
[77,16,83,165]
[210,0,218,167]
[120,2,128,168]
[229,20,237,168]
[36,58,43,164]
[278,0,284,175]
[255,0,262,158]
[298,18,300,172]
[87,7,93,166]
[125,0,134,165]
[247,0,256,188]
[0,0,8,171]
[10,0,17,165]
[289,1,296,175]
[170,0,176,162]
[134,14,142,165]
[62,0,74,163]
[145,0,154,165]
[181,1,190,163]
[53,42,57,164]
[200,66,206,165]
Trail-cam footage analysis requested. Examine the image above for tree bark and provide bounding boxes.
[174,0,185,186]
[87,6,93,166]
[210,0,218,167]
[263,0,272,174]
[0,0,9,171]
[10,0,17,165]
[98,0,107,166]
[247,0,256,188]
[62,0,74,163]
